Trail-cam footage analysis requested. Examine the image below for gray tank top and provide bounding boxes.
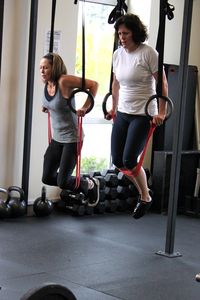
[42,84,84,143]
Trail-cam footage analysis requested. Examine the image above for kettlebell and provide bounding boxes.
[33,186,54,217]
[0,188,11,218]
[7,186,27,218]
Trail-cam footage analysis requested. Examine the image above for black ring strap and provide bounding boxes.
[69,0,94,114]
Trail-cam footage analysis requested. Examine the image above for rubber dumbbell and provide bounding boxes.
[94,175,106,189]
[104,173,118,187]
[116,198,128,211]
[105,186,118,200]
[85,204,94,215]
[100,168,118,177]
[94,201,106,214]
[90,171,102,177]
[117,185,131,200]
[99,189,106,202]
[105,199,118,213]
[117,172,130,186]
[128,184,139,197]
[126,197,137,210]
[60,190,86,205]
[66,204,85,216]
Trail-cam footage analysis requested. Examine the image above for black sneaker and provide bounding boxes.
[132,198,152,219]
[132,190,153,219]
[87,177,100,207]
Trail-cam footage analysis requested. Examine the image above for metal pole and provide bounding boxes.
[0,0,4,81]
[157,0,193,257]
[21,0,38,206]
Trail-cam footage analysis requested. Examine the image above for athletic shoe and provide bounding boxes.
[132,190,153,219]
[87,177,100,207]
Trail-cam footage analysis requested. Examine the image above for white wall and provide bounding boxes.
[0,0,30,188]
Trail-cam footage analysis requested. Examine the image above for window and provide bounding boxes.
[75,1,116,173]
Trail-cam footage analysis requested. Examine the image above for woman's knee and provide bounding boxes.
[57,175,72,190]
[123,158,137,170]
[112,156,123,169]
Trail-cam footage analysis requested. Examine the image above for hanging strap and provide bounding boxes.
[75,116,83,189]
[108,0,128,24]
[46,0,56,145]
[102,0,128,120]
[73,0,87,189]
[156,0,174,96]
[47,112,52,144]
[49,0,56,53]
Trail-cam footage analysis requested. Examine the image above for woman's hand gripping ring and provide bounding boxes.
[145,94,174,121]
[68,88,94,115]
[102,92,116,120]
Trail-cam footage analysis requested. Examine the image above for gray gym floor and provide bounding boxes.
[0,209,200,300]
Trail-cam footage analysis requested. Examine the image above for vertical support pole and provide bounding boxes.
[0,0,4,81]
[156,0,193,257]
[21,0,38,206]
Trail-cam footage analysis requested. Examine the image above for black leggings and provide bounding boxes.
[42,139,88,193]
[111,112,150,170]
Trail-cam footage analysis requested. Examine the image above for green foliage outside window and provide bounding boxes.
[81,156,108,174]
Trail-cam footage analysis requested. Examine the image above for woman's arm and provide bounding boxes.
[105,74,119,120]
[152,69,168,126]
[59,75,99,116]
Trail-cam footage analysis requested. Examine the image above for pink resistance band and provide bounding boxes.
[75,116,83,189]
[119,123,156,177]
[48,111,52,144]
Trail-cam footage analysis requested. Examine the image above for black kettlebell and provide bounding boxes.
[7,186,27,218]
[0,188,11,218]
[33,186,54,217]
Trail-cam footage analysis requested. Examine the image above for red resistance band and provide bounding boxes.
[75,116,83,189]
[48,111,52,144]
[119,123,156,177]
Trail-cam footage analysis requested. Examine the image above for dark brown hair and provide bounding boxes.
[114,13,148,44]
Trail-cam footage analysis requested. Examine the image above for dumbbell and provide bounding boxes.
[90,171,102,177]
[128,184,139,197]
[105,186,118,200]
[94,201,106,214]
[99,189,106,202]
[85,205,94,215]
[100,168,118,177]
[117,185,131,200]
[126,196,137,210]
[116,198,128,212]
[104,173,118,187]
[117,172,130,186]
[65,204,85,216]
[60,190,86,205]
[94,175,106,189]
[104,199,118,213]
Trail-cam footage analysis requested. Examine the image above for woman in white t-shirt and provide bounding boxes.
[105,13,168,219]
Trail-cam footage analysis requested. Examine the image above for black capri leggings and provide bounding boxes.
[42,139,88,193]
[111,112,150,170]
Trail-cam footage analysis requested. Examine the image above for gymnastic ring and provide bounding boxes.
[68,88,94,114]
[145,94,174,121]
[102,92,112,117]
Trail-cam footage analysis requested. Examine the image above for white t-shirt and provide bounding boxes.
[113,43,158,115]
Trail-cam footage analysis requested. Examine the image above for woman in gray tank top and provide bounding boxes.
[39,53,100,206]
